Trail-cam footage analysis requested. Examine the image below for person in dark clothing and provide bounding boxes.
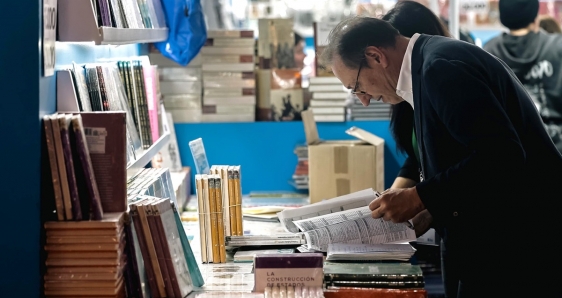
[484,0,562,154]
[321,15,562,297]
[381,2,459,297]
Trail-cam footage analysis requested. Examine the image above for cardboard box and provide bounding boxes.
[302,110,384,203]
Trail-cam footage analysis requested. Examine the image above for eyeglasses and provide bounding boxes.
[351,61,368,95]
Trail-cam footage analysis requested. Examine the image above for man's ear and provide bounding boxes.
[365,46,388,68]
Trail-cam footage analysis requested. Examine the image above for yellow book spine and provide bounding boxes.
[214,176,226,263]
[228,167,237,236]
[208,177,220,263]
[234,166,243,236]
[195,175,207,263]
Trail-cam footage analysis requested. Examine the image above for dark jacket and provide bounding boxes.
[484,30,562,152]
[411,34,562,295]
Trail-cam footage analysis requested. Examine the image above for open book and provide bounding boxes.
[277,189,417,252]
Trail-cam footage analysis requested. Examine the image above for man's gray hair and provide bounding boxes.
[320,16,401,70]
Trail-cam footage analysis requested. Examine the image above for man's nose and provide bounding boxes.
[359,94,372,106]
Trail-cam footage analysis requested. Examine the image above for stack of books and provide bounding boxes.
[309,21,348,122]
[308,76,348,122]
[323,262,426,290]
[194,165,244,264]
[43,213,127,297]
[290,143,308,190]
[201,30,256,122]
[346,96,391,121]
[156,54,204,123]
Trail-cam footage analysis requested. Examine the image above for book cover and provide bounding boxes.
[71,115,104,220]
[49,115,73,220]
[156,199,195,297]
[172,201,205,287]
[145,201,175,297]
[58,114,82,220]
[80,112,127,213]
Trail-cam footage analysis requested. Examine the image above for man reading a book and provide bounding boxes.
[320,16,562,297]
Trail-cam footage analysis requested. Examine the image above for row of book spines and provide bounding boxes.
[43,113,104,222]
[209,165,243,237]
[129,197,187,298]
[195,174,226,264]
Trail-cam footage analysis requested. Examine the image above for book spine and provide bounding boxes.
[202,175,213,263]
[123,220,143,298]
[220,167,231,237]
[234,166,243,236]
[130,205,159,298]
[137,201,167,297]
[195,175,208,263]
[208,177,220,263]
[58,115,82,220]
[227,167,236,235]
[154,200,183,297]
[214,176,226,263]
[49,116,73,220]
[146,203,174,297]
[43,116,65,221]
[72,116,104,220]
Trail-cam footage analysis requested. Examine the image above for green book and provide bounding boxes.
[323,262,424,282]
[173,203,205,287]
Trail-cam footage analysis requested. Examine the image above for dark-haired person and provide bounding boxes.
[320,15,562,297]
[381,2,458,296]
[484,0,562,154]
[539,15,562,34]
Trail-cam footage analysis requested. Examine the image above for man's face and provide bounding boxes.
[331,48,403,106]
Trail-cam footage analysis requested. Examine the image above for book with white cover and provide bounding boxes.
[201,63,254,72]
[309,84,346,92]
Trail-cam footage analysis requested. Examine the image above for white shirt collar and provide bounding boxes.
[396,33,420,109]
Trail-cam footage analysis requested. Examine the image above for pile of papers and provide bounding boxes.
[326,243,416,262]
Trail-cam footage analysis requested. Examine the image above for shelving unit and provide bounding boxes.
[127,132,171,179]
[58,0,168,45]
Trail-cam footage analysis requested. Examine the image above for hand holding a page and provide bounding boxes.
[369,187,425,223]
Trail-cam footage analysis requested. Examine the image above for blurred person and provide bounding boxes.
[320,13,562,297]
[539,15,562,33]
[484,0,562,154]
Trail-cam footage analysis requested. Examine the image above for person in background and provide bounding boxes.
[381,2,458,297]
[294,32,307,70]
[484,0,562,154]
[539,15,562,33]
[320,14,562,297]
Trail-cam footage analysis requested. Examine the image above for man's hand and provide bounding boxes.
[369,187,425,223]
[411,209,433,238]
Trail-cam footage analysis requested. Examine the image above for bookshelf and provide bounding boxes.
[127,132,171,179]
[0,0,172,295]
[58,0,168,45]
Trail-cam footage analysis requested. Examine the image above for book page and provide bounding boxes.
[301,215,416,252]
[277,189,379,233]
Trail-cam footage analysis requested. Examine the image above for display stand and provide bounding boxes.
[58,0,168,45]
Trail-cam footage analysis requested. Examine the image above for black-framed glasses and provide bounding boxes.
[351,61,368,95]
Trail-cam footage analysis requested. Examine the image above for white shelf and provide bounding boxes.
[58,0,168,45]
[127,132,171,179]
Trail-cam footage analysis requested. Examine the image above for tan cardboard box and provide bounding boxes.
[302,110,385,203]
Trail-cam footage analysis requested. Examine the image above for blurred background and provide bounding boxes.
[201,0,562,84]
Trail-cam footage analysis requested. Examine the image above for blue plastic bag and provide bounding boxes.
[155,0,207,66]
